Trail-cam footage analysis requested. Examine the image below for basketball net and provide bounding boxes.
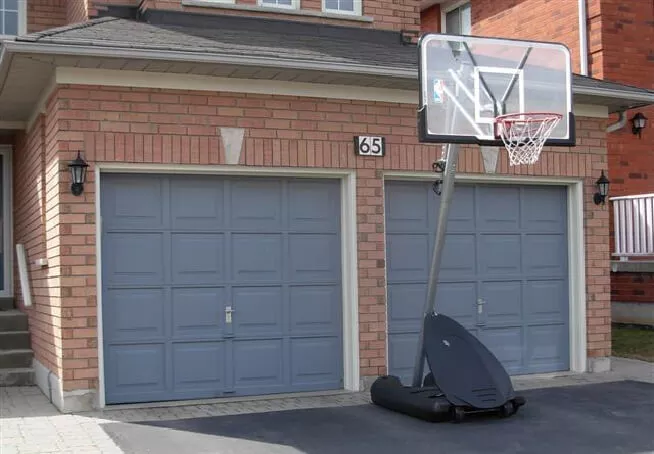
[495,113,562,166]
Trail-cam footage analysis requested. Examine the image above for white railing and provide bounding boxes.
[611,193,654,259]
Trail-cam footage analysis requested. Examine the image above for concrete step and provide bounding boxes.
[0,349,33,369]
[0,331,31,350]
[0,310,28,332]
[0,297,14,311]
[0,367,35,386]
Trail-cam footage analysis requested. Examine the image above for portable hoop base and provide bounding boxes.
[495,113,562,166]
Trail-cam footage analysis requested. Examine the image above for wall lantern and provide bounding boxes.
[593,170,610,206]
[631,112,647,137]
[68,151,89,196]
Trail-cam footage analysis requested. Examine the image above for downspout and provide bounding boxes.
[607,110,627,133]
[578,0,589,75]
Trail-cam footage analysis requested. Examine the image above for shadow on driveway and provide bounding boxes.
[101,380,654,454]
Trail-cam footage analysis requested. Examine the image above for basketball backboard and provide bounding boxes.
[418,33,575,147]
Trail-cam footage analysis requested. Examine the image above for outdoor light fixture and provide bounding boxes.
[68,151,89,196]
[593,170,610,206]
[631,112,647,137]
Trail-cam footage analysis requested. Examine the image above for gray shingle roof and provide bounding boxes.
[13,12,654,100]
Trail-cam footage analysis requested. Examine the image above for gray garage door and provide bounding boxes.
[101,173,343,404]
[385,181,569,384]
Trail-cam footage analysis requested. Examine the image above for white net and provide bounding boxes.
[495,113,562,166]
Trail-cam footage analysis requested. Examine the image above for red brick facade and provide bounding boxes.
[12,83,611,394]
[27,0,68,32]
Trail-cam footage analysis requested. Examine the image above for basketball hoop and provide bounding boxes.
[495,113,562,166]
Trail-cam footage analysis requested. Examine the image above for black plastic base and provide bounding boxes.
[370,375,526,423]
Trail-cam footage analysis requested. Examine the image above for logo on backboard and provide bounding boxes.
[432,79,445,104]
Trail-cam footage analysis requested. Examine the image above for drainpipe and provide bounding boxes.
[607,110,627,133]
[578,0,589,75]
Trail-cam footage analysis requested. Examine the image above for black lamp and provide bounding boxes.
[593,170,610,205]
[68,151,89,196]
[631,112,647,137]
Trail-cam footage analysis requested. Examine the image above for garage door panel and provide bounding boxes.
[527,324,568,371]
[105,288,165,342]
[480,327,523,373]
[172,342,226,392]
[102,175,164,230]
[447,186,475,231]
[171,233,225,285]
[232,234,283,282]
[386,234,429,281]
[476,186,520,231]
[230,180,283,230]
[434,282,477,327]
[105,233,164,286]
[521,186,566,232]
[523,234,567,276]
[107,344,166,393]
[232,286,283,338]
[171,287,225,338]
[480,280,522,326]
[524,280,567,323]
[233,339,284,390]
[291,337,341,387]
[289,285,340,336]
[478,234,521,276]
[288,180,340,231]
[387,283,426,333]
[440,234,476,279]
[170,177,224,230]
[289,234,340,282]
[387,333,429,385]
[384,182,430,232]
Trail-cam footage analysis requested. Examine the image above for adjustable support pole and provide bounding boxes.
[410,143,460,387]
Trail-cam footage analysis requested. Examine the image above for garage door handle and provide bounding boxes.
[225,306,234,324]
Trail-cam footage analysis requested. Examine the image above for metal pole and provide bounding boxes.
[410,143,460,387]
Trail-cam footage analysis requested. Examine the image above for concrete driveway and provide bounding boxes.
[1,357,653,454]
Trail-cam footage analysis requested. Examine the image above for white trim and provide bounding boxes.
[257,0,300,10]
[440,0,471,33]
[54,68,610,117]
[26,74,56,132]
[322,0,362,17]
[95,163,360,408]
[0,146,12,298]
[381,170,587,375]
[182,0,372,21]
[0,0,26,38]
[55,67,415,104]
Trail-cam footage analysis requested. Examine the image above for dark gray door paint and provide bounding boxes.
[385,181,569,384]
[102,173,343,404]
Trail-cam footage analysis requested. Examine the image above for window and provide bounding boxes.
[0,0,25,37]
[323,0,361,16]
[443,1,471,35]
[259,0,298,8]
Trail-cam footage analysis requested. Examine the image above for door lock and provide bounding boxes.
[225,305,234,324]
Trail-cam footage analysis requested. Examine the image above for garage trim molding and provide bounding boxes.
[94,163,360,408]
[382,171,587,376]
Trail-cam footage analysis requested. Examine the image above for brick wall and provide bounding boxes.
[12,91,64,379]
[139,0,420,32]
[471,0,585,74]
[27,0,67,33]
[30,84,610,392]
[612,272,654,304]
[420,3,440,33]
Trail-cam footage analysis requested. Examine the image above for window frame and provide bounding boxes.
[0,0,27,39]
[440,0,471,35]
[322,0,362,17]
[258,0,300,10]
